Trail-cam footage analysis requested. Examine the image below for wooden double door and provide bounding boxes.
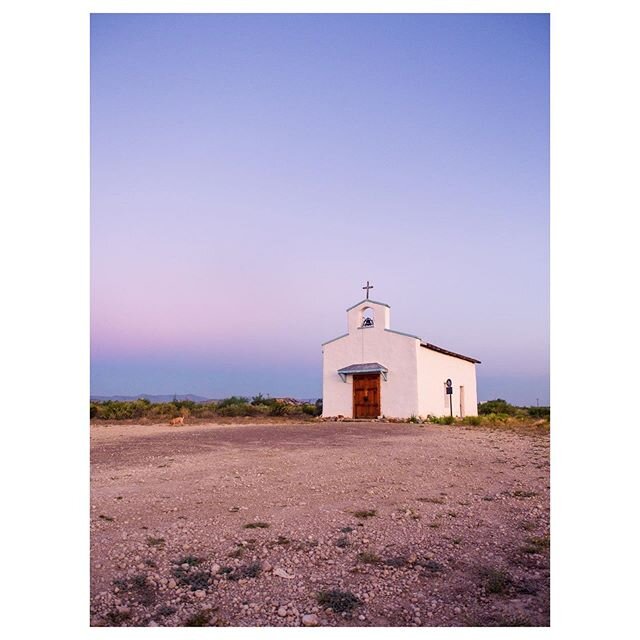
[353,374,381,419]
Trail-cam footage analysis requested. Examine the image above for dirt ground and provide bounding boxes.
[90,420,550,627]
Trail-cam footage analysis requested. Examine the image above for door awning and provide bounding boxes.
[337,362,388,382]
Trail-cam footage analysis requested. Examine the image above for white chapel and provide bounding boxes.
[322,284,480,419]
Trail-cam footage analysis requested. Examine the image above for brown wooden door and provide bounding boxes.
[353,374,381,418]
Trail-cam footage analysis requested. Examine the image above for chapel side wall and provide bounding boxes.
[322,328,419,419]
[417,348,479,417]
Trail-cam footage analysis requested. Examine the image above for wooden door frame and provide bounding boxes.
[352,373,381,419]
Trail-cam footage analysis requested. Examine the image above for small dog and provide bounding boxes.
[169,416,185,426]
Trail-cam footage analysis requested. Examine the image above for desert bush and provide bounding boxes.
[216,402,257,417]
[462,416,482,426]
[217,396,250,408]
[301,403,317,416]
[478,399,517,415]
[268,401,291,416]
[526,405,550,418]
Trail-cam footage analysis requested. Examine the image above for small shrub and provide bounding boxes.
[462,416,481,426]
[417,496,445,504]
[418,559,444,573]
[269,401,290,416]
[521,535,550,554]
[177,555,202,566]
[335,536,350,548]
[353,509,377,519]
[184,609,213,627]
[357,551,381,564]
[172,567,211,591]
[228,562,261,581]
[146,536,165,547]
[478,399,516,416]
[243,521,270,529]
[512,490,537,498]
[480,567,512,594]
[317,589,360,613]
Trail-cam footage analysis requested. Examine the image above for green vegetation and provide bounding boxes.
[478,399,550,419]
[417,400,550,428]
[90,395,322,421]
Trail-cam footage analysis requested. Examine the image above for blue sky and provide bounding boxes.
[91,13,549,405]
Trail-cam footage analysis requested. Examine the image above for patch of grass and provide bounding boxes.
[177,555,202,566]
[521,535,550,554]
[276,535,290,545]
[146,536,165,547]
[104,609,131,626]
[184,609,213,627]
[228,547,244,559]
[99,514,114,522]
[335,536,350,548]
[451,538,462,545]
[340,526,354,533]
[428,522,441,528]
[228,562,262,581]
[417,497,445,504]
[171,567,211,591]
[243,521,270,529]
[113,573,157,606]
[384,556,408,568]
[357,551,381,564]
[156,605,177,617]
[352,509,377,519]
[511,490,538,498]
[479,567,513,594]
[418,559,444,573]
[317,589,361,613]
[447,511,458,518]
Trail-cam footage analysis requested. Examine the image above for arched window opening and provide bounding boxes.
[361,307,375,328]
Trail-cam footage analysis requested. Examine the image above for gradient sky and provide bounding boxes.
[91,13,549,405]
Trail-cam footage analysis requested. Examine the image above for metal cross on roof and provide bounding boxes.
[362,280,373,299]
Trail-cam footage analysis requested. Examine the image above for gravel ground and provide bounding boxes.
[90,420,550,627]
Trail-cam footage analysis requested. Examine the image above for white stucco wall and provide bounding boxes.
[416,347,479,417]
[322,300,419,419]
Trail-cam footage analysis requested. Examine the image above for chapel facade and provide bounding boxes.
[321,292,480,419]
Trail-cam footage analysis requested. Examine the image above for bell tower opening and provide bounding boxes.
[361,307,375,328]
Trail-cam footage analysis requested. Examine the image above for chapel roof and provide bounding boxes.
[420,342,481,364]
[345,299,391,312]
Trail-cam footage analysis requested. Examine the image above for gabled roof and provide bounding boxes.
[420,342,481,364]
[345,299,390,312]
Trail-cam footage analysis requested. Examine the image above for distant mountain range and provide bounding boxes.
[90,394,212,404]
[90,394,319,404]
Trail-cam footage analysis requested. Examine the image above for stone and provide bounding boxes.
[273,567,294,579]
[195,590,206,599]
[211,563,221,574]
[302,614,319,627]
[277,606,288,617]
[262,561,273,572]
